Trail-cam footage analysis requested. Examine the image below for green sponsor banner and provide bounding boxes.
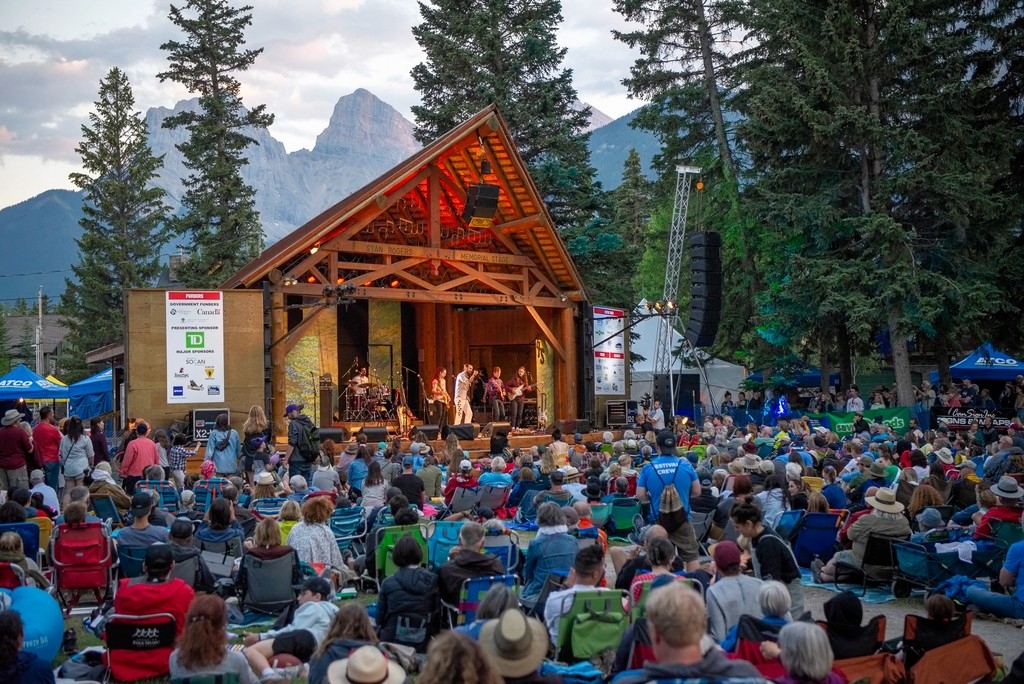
[806,407,912,438]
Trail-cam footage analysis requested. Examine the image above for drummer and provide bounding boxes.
[350,367,370,395]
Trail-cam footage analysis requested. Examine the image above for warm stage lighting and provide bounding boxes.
[310,243,320,254]
[306,275,317,283]
[336,277,345,284]
[389,278,400,288]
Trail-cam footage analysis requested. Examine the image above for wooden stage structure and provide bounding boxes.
[224,105,590,437]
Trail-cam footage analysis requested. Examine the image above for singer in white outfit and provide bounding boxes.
[453,363,476,424]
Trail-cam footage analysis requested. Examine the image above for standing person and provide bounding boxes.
[636,431,701,571]
[153,429,171,479]
[846,386,865,413]
[647,400,666,432]
[430,367,451,431]
[729,497,805,617]
[32,406,63,491]
[170,594,257,683]
[206,413,240,477]
[393,457,426,509]
[0,409,34,491]
[485,366,507,422]
[506,366,531,431]
[168,433,197,490]
[453,364,477,425]
[284,403,315,482]
[241,405,270,485]
[59,415,95,505]
[120,422,157,495]
[89,417,109,464]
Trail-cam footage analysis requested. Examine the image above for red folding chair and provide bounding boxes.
[50,521,114,614]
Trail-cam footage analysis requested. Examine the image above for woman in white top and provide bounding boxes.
[360,461,388,509]
[59,415,94,505]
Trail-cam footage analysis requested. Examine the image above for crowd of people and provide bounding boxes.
[1,396,1023,683]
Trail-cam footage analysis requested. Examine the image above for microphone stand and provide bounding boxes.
[403,366,428,421]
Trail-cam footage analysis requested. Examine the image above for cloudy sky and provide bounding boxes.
[0,0,644,211]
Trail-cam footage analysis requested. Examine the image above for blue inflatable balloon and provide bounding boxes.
[0,586,64,663]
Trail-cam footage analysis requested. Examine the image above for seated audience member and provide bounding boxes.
[911,507,948,543]
[820,466,847,510]
[0,531,48,589]
[974,476,1024,539]
[312,452,341,494]
[113,545,195,636]
[392,457,426,509]
[352,494,419,577]
[177,489,204,521]
[814,487,910,584]
[760,621,844,684]
[286,496,347,579]
[517,470,573,521]
[420,630,505,684]
[573,501,608,551]
[611,581,760,682]
[377,535,439,643]
[629,537,685,602]
[730,497,805,617]
[116,491,169,546]
[245,518,296,560]
[324,645,407,684]
[610,525,684,590]
[53,487,101,524]
[417,454,444,500]
[168,519,217,592]
[544,543,607,644]
[88,461,132,516]
[966,508,1024,619]
[169,594,257,684]
[251,471,281,502]
[437,521,506,605]
[277,500,302,540]
[521,502,578,608]
[720,580,792,652]
[286,475,310,503]
[705,540,762,641]
[820,591,877,659]
[602,476,635,505]
[28,469,59,513]
[479,608,561,684]
[444,459,480,505]
[196,497,246,545]
[455,585,521,640]
[307,604,381,684]
[0,611,55,684]
[244,577,339,681]
[223,484,254,525]
[479,456,514,488]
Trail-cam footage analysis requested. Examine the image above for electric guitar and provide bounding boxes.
[509,382,531,400]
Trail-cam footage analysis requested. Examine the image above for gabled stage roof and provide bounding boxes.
[224,105,585,307]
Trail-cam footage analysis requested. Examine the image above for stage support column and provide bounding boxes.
[270,289,287,438]
[558,306,578,421]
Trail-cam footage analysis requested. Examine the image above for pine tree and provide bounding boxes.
[60,67,169,382]
[157,0,274,287]
[410,0,598,230]
[0,310,11,374]
[13,320,34,368]
[612,149,653,253]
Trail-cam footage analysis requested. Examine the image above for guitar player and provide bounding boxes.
[485,366,507,422]
[506,365,531,430]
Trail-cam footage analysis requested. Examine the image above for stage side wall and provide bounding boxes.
[125,289,265,432]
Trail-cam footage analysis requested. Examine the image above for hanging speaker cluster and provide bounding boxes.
[462,183,500,227]
[685,231,722,347]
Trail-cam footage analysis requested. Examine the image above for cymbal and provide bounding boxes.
[358,382,376,389]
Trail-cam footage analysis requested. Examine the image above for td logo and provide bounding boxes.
[186,331,205,349]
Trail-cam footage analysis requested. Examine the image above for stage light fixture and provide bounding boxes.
[306,275,317,284]
[283,275,298,286]
[481,159,492,175]
[310,243,320,255]
[389,277,400,288]
[322,286,333,298]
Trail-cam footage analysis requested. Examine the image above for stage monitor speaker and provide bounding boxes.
[358,426,390,443]
[556,419,592,435]
[480,422,511,439]
[320,426,351,444]
[687,231,722,348]
[412,424,440,440]
[448,423,479,440]
[462,183,500,227]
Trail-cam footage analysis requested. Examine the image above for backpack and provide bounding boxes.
[296,419,320,458]
[655,462,688,533]
[571,608,630,659]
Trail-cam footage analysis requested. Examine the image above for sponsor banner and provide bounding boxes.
[930,407,1016,431]
[166,291,225,404]
[593,306,626,396]
[806,407,912,438]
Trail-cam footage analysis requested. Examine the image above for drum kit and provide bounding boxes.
[341,369,411,433]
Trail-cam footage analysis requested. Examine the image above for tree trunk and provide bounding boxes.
[934,332,953,388]
[889,311,915,407]
[837,323,854,389]
[819,326,832,392]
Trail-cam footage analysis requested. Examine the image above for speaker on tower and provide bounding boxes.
[462,183,500,227]
[686,232,722,348]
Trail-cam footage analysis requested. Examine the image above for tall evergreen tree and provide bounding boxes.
[410,0,599,230]
[61,67,169,381]
[157,0,274,287]
[0,310,11,374]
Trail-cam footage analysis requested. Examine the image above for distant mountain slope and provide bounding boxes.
[0,189,84,301]
[588,108,660,190]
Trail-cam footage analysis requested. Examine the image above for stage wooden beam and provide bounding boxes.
[327,167,432,245]
[271,283,569,308]
[269,290,287,437]
[498,213,544,233]
[526,306,567,360]
[558,306,578,420]
[280,304,330,356]
[341,241,534,267]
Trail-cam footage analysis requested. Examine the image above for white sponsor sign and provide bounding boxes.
[593,306,626,396]
[166,291,225,404]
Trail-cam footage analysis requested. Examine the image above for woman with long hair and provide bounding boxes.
[152,429,171,479]
[244,518,295,560]
[431,366,451,431]
[360,461,388,509]
[419,631,504,684]
[59,415,94,505]
[0,611,54,683]
[241,405,270,485]
[441,432,463,470]
[730,497,804,618]
[170,594,257,683]
[307,603,379,684]
[196,498,245,544]
[787,477,811,511]
[757,474,790,529]
[908,483,943,518]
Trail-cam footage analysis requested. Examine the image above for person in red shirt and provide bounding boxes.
[0,409,35,491]
[444,459,479,505]
[32,406,63,491]
[974,476,1024,539]
[121,422,159,495]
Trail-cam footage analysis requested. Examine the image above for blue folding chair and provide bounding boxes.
[427,520,466,570]
[0,522,40,562]
[136,480,179,513]
[791,512,841,567]
[774,510,804,539]
[443,573,518,627]
[90,496,123,529]
[117,545,149,578]
[251,497,287,519]
[192,482,216,515]
[330,507,366,555]
[483,530,519,571]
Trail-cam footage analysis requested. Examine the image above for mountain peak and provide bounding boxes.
[313,90,418,158]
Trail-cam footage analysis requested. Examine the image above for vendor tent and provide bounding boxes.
[928,343,1024,383]
[0,364,69,400]
[68,368,114,420]
[746,367,841,387]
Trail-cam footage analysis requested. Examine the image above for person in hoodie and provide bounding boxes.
[437,521,506,604]
[376,534,439,644]
[610,581,760,683]
[0,611,54,684]
[243,577,339,681]
[195,497,245,545]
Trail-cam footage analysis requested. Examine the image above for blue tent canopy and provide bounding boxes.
[928,343,1023,384]
[746,367,841,387]
[0,364,69,400]
[68,368,114,421]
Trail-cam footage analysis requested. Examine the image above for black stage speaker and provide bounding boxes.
[480,422,511,439]
[448,423,480,440]
[686,232,722,347]
[556,419,592,435]
[358,426,390,443]
[412,424,440,440]
[319,379,337,427]
[462,183,500,227]
[319,426,351,444]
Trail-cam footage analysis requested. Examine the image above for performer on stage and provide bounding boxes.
[485,366,506,422]
[430,367,450,430]
[350,367,369,395]
[506,366,531,430]
[453,364,477,425]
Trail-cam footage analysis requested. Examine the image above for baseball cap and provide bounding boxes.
[402,456,415,468]
[145,544,174,572]
[29,469,45,483]
[284,403,303,416]
[410,443,421,454]
[573,432,583,442]
[712,540,742,572]
[459,459,472,471]
[169,519,194,540]
[655,431,676,449]
[293,576,333,599]
[130,491,153,517]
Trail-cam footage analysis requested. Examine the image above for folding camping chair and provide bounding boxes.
[104,612,177,682]
[441,573,518,628]
[29,516,52,567]
[476,484,510,512]
[192,481,217,515]
[362,523,428,592]
[607,500,641,538]
[901,612,972,669]
[729,614,786,679]
[834,533,904,596]
[116,545,149,579]
[448,486,479,514]
[251,497,287,519]
[0,562,26,589]
[169,554,203,591]
[330,507,367,556]
[688,509,714,554]
[791,512,841,567]
[193,537,243,579]
[589,503,612,528]
[0,522,41,564]
[427,519,465,570]
[90,496,123,529]
[774,510,805,540]
[236,549,300,615]
[817,614,886,660]
[51,521,114,613]
[552,589,630,662]
[136,480,180,513]
[483,529,519,571]
[630,576,703,619]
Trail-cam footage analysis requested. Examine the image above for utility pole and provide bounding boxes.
[35,286,44,375]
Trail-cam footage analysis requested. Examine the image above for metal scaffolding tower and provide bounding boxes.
[653,165,701,408]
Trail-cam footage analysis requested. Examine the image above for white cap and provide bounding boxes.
[460,459,472,470]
